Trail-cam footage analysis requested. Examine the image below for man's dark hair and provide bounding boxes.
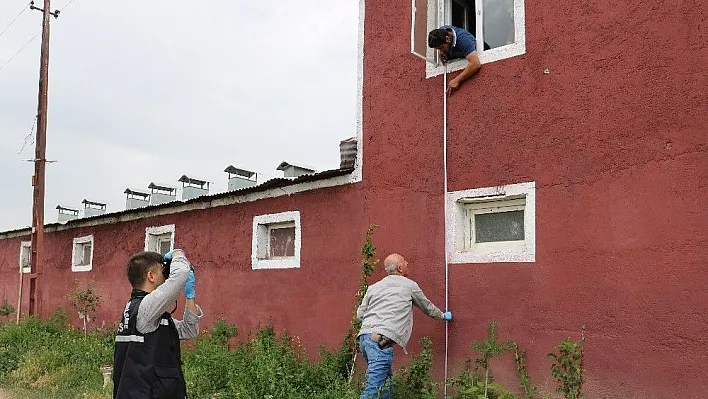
[127,251,163,288]
[428,28,449,48]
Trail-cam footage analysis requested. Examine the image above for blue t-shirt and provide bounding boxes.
[441,25,477,60]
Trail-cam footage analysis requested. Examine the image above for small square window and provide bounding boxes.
[447,182,535,263]
[72,235,94,272]
[252,211,301,270]
[145,225,175,255]
[19,241,31,274]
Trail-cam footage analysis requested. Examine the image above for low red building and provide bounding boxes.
[1,0,707,397]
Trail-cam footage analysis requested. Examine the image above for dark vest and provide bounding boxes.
[113,289,186,399]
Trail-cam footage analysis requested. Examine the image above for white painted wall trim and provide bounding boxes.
[71,234,95,272]
[252,211,301,270]
[144,224,175,253]
[446,181,535,263]
[19,241,31,273]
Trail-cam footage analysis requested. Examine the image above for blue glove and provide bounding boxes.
[163,248,183,262]
[442,311,453,321]
[184,268,196,299]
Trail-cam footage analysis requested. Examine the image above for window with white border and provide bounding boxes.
[446,182,535,263]
[145,224,175,256]
[411,0,526,77]
[252,211,301,270]
[72,235,95,272]
[19,241,31,274]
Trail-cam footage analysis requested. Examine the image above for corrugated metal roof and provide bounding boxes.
[0,167,354,237]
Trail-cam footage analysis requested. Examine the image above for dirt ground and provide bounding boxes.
[0,389,10,399]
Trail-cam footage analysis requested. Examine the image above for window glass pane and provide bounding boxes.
[82,244,92,265]
[269,227,295,258]
[21,248,30,268]
[475,210,524,243]
[483,0,515,49]
[159,239,172,255]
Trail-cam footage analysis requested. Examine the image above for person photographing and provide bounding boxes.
[356,253,453,399]
[113,249,202,399]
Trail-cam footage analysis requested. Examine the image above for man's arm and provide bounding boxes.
[411,283,444,319]
[136,256,190,334]
[356,292,371,320]
[448,52,481,95]
[172,299,203,340]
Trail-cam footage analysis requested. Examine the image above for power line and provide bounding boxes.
[0,0,79,73]
[0,31,39,72]
[0,2,31,39]
[18,115,37,155]
[59,0,77,12]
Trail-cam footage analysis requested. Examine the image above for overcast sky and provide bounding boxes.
[0,0,359,232]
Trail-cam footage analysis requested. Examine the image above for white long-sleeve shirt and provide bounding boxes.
[136,256,202,339]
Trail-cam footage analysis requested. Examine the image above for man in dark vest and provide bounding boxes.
[113,249,202,399]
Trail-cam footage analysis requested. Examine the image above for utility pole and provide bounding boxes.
[28,0,59,318]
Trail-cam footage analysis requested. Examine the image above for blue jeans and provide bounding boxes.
[359,334,394,399]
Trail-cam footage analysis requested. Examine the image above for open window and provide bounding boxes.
[72,235,94,272]
[412,0,526,76]
[19,241,31,274]
[252,211,301,270]
[145,224,175,256]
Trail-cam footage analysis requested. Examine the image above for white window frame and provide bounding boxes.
[144,224,175,254]
[19,241,31,274]
[252,211,301,270]
[446,182,535,263]
[413,0,527,78]
[72,235,95,272]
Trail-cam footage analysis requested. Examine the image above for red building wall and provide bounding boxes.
[0,184,368,357]
[361,0,708,397]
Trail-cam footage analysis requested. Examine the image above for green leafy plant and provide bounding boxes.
[548,326,585,399]
[513,344,537,399]
[471,321,515,398]
[345,224,379,382]
[391,336,436,399]
[66,281,101,337]
[0,299,15,320]
[208,318,238,348]
[448,360,516,399]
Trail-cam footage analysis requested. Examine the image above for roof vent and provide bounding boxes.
[178,175,210,201]
[56,205,79,223]
[148,182,177,205]
[224,165,258,191]
[124,188,150,210]
[276,161,316,178]
[82,199,107,218]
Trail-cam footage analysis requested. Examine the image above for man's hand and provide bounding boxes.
[447,79,460,96]
[442,311,453,321]
[164,248,184,261]
[184,268,196,299]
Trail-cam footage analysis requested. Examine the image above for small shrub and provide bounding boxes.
[448,360,516,399]
[548,329,585,399]
[392,336,436,399]
[0,299,15,320]
[67,281,101,337]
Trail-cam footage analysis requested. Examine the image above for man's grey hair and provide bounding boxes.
[384,256,401,274]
